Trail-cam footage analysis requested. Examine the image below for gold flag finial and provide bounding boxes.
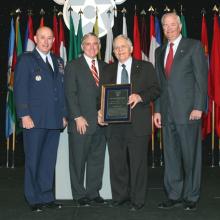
[148,5,154,12]
[164,5,171,13]
[201,8,206,15]
[212,5,218,12]
[140,9,146,15]
[78,8,83,15]
[58,11,63,16]
[16,8,21,14]
[121,7,127,14]
[27,9,33,16]
[40,8,45,16]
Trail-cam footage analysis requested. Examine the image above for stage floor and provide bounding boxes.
[1,166,220,220]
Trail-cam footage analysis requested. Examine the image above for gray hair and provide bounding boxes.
[161,12,182,26]
[81,32,101,48]
[113,34,133,49]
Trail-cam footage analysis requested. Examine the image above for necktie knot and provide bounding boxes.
[122,64,126,69]
[92,59,95,65]
[170,42,174,48]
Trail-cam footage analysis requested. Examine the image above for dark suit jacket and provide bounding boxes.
[154,38,208,124]
[100,58,160,136]
[64,55,106,134]
[14,49,66,129]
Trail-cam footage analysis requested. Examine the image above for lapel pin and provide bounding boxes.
[35,75,42,81]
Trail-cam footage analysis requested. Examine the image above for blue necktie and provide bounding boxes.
[121,64,128,84]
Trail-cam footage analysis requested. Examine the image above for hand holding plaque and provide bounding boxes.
[100,84,132,123]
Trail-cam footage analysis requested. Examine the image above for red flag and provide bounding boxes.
[25,15,35,51]
[52,14,59,56]
[59,15,67,65]
[209,15,220,137]
[201,14,211,139]
[133,13,141,60]
[140,13,148,61]
[40,16,44,27]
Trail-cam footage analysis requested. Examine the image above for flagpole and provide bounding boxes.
[211,101,215,167]
[159,128,163,166]
[218,138,220,166]
[11,124,16,169]
[151,111,155,168]
[6,138,10,168]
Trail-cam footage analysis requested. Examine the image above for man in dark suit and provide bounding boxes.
[14,26,67,212]
[64,33,106,206]
[98,35,160,211]
[154,13,208,211]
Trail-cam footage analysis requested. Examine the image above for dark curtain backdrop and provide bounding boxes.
[0,0,219,165]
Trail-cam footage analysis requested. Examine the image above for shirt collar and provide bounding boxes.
[84,54,97,64]
[119,56,132,67]
[36,47,51,62]
[168,34,182,47]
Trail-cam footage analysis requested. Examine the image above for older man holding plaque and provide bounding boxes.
[98,35,160,211]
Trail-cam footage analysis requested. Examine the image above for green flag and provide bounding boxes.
[76,14,83,57]
[16,16,22,56]
[68,12,77,61]
[180,14,187,37]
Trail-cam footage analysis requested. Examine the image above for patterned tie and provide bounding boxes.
[91,59,99,86]
[121,64,128,84]
[165,43,174,77]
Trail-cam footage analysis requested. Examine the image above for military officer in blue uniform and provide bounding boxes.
[14,26,67,212]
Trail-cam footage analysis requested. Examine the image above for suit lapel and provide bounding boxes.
[160,44,167,78]
[81,55,98,87]
[130,59,140,84]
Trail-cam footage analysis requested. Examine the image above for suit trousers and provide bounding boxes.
[162,122,202,202]
[23,128,60,205]
[108,127,149,205]
[68,128,106,199]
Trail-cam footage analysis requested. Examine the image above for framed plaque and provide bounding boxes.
[101,84,132,123]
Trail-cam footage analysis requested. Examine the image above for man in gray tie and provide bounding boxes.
[98,35,160,211]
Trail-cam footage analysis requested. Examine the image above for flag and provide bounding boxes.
[155,16,162,46]
[104,11,114,63]
[16,16,22,56]
[40,16,44,27]
[133,12,141,60]
[140,12,148,61]
[93,13,101,59]
[52,13,59,56]
[201,14,211,139]
[209,15,220,137]
[14,15,23,133]
[68,11,77,61]
[5,17,15,138]
[149,14,160,66]
[76,14,83,57]
[24,15,35,51]
[180,14,187,37]
[59,15,67,66]
[122,11,127,36]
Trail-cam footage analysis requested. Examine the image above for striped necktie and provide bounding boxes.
[91,59,99,86]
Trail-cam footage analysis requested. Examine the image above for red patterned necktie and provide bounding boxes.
[165,43,174,77]
[91,60,99,86]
